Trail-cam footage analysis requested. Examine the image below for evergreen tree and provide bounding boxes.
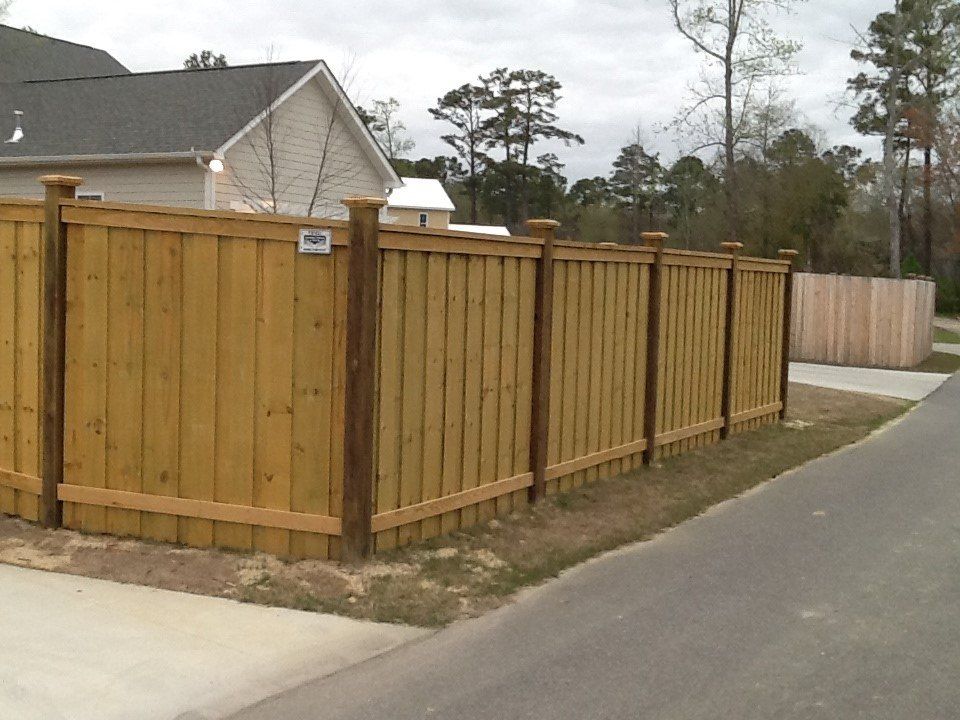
[429,84,489,224]
[609,138,663,239]
[663,156,719,248]
[480,68,583,226]
[184,50,228,69]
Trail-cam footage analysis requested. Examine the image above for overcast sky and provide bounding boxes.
[8,0,890,181]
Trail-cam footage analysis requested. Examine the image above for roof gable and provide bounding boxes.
[217,61,401,188]
[0,24,129,81]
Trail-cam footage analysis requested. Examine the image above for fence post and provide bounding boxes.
[38,175,82,528]
[641,232,668,464]
[777,249,798,420]
[526,218,559,503]
[719,241,743,439]
[340,196,387,560]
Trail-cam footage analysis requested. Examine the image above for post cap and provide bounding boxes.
[342,196,388,209]
[777,249,799,261]
[640,232,668,249]
[525,218,561,231]
[720,241,744,254]
[39,175,83,187]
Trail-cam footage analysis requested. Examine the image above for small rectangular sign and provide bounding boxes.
[298,228,333,255]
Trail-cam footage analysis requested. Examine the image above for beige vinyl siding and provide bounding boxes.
[217,77,386,219]
[386,208,451,229]
[0,162,207,206]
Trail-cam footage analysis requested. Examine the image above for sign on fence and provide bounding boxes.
[298,227,333,255]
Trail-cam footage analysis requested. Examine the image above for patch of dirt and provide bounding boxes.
[0,384,910,628]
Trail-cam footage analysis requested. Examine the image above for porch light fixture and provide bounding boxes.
[4,111,23,144]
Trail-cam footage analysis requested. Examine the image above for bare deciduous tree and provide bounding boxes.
[935,107,960,251]
[230,57,365,218]
[369,97,415,161]
[669,0,803,242]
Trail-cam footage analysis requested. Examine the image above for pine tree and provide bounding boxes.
[429,84,488,224]
[609,135,663,240]
[184,51,228,69]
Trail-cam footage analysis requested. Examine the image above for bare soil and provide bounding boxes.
[0,383,909,627]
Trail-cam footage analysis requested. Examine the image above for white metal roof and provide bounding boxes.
[387,178,456,212]
[449,223,511,236]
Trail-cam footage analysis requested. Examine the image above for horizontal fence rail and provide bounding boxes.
[790,272,936,369]
[0,177,796,559]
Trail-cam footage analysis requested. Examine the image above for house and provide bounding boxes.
[0,25,401,217]
[386,177,510,235]
[385,177,456,228]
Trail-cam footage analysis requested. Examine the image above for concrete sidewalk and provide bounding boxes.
[0,565,427,720]
[788,361,949,400]
[934,342,960,356]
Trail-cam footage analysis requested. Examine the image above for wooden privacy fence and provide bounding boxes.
[0,176,796,559]
[790,272,936,369]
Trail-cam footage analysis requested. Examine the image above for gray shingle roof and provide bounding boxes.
[0,61,318,158]
[0,25,129,81]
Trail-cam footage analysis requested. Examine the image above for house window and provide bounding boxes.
[419,212,428,227]
[77,192,104,201]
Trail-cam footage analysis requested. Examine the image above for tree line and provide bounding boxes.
[184,0,960,310]
[372,0,960,311]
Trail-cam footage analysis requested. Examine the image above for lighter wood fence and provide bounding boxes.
[0,183,794,559]
[790,272,936,369]
[0,200,44,522]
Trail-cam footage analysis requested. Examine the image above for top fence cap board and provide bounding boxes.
[59,198,348,229]
[664,248,733,261]
[0,197,44,207]
[59,198,350,244]
[668,247,788,265]
[0,198,45,222]
[378,221,542,246]
[795,271,934,286]
[554,238,653,253]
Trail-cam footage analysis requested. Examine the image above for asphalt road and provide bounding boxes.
[233,375,960,720]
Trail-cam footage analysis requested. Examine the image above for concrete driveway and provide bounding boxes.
[232,374,960,720]
[789,361,949,400]
[0,566,426,720]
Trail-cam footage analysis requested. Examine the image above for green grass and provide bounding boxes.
[911,351,960,374]
[934,326,960,344]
